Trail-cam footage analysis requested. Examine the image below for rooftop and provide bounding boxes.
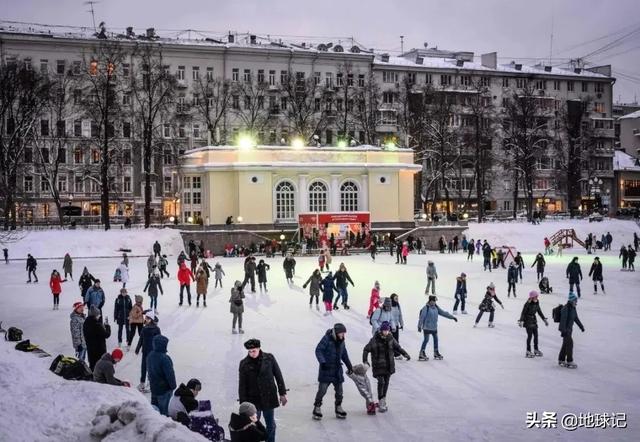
[618,110,640,120]
[613,150,640,171]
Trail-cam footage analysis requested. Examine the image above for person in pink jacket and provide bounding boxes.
[368,281,381,319]
[401,242,409,264]
[177,262,195,306]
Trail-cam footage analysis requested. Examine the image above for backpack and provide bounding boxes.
[113,268,122,282]
[49,354,93,381]
[189,400,225,442]
[6,326,23,342]
[15,339,37,352]
[552,304,563,323]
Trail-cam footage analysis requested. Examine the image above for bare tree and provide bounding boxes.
[334,63,358,142]
[501,83,551,220]
[281,71,328,143]
[129,43,177,227]
[79,41,127,230]
[351,71,381,145]
[0,59,52,230]
[233,77,272,139]
[192,74,231,144]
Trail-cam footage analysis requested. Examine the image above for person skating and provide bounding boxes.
[452,272,468,314]
[78,267,96,301]
[318,251,326,272]
[619,245,628,270]
[147,334,177,415]
[158,254,170,278]
[117,261,129,289]
[153,240,162,259]
[168,378,201,426]
[368,241,377,261]
[321,272,338,316]
[531,253,546,281]
[628,245,636,271]
[70,301,86,361]
[474,283,504,328]
[634,232,639,252]
[63,253,73,280]
[467,239,475,261]
[544,237,551,255]
[334,263,355,310]
[606,231,613,251]
[213,262,225,288]
[476,239,482,255]
[313,323,353,421]
[514,252,525,282]
[558,292,585,369]
[93,348,128,386]
[229,402,267,442]
[135,310,160,392]
[346,363,376,415]
[362,321,410,413]
[482,243,492,272]
[26,253,38,283]
[146,254,156,278]
[283,255,296,284]
[49,269,66,310]
[538,276,553,294]
[195,266,209,307]
[401,241,409,264]
[2,247,7,264]
[395,239,403,262]
[367,281,381,319]
[303,269,322,310]
[566,257,583,297]
[190,251,198,275]
[84,279,105,315]
[242,256,257,293]
[389,294,404,358]
[370,297,397,335]
[143,270,164,313]
[127,295,144,348]
[588,256,606,294]
[507,262,518,298]
[230,281,245,334]
[177,262,195,306]
[83,305,111,371]
[238,339,287,442]
[425,261,438,295]
[418,295,457,360]
[256,259,270,292]
[519,290,549,358]
[113,288,132,348]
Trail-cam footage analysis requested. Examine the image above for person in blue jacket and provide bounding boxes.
[312,323,353,421]
[135,311,161,392]
[558,292,585,369]
[452,272,468,314]
[85,280,105,314]
[147,334,176,416]
[418,295,457,361]
[566,257,583,298]
[321,272,339,316]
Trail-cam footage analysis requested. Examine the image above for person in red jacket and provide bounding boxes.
[544,237,551,255]
[177,262,195,306]
[49,269,66,310]
[367,281,381,319]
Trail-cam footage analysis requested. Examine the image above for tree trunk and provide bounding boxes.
[512,169,519,220]
[144,126,152,228]
[54,198,65,228]
[101,85,111,231]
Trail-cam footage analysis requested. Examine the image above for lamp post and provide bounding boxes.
[174,192,180,224]
[68,195,74,226]
[589,177,603,212]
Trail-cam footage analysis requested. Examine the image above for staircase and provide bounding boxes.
[549,229,585,249]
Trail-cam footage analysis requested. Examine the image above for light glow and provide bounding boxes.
[238,135,256,150]
[291,138,305,149]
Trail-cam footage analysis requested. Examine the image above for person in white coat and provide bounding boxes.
[119,261,130,289]
[370,297,397,335]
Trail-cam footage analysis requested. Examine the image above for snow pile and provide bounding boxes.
[465,218,639,252]
[4,228,184,259]
[0,341,205,442]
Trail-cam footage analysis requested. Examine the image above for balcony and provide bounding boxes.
[633,128,640,137]
[375,123,398,133]
[592,169,614,178]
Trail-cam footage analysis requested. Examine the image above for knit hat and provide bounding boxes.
[428,295,437,303]
[380,321,391,331]
[528,290,539,299]
[352,363,369,376]
[239,402,257,417]
[111,348,123,362]
[383,297,392,307]
[88,306,100,318]
[186,378,202,391]
[333,323,347,334]
[374,281,380,289]
[73,301,84,312]
[244,339,261,349]
[143,309,156,321]
[568,292,578,302]
[488,282,495,290]
[460,272,467,277]
[134,295,143,304]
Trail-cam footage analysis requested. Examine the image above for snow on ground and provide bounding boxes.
[0,341,205,442]
[2,227,184,259]
[1,220,639,441]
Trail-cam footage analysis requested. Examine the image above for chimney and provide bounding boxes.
[515,64,522,71]
[126,27,134,38]
[381,53,390,62]
[574,68,582,74]
[415,56,424,65]
[146,28,155,38]
[480,52,497,69]
[228,33,235,43]
[544,65,552,72]
[456,59,464,67]
[250,34,257,44]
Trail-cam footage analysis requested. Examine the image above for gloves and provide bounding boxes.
[346,368,353,376]
[453,317,458,322]
[405,355,411,361]
[279,395,288,406]
[500,304,505,309]
[303,284,307,289]
[518,321,523,328]
[400,326,404,331]
[581,327,585,333]
[543,319,549,326]
[418,328,422,332]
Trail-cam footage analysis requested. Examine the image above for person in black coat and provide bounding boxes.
[514,252,525,282]
[113,288,133,346]
[229,402,267,442]
[362,322,409,412]
[588,256,605,294]
[566,257,583,297]
[333,263,355,310]
[256,259,270,292]
[518,290,549,357]
[238,339,287,442]
[26,254,38,283]
[558,292,585,368]
[282,256,295,284]
[168,379,201,426]
[531,253,546,281]
[135,311,161,391]
[153,241,161,258]
[313,323,353,420]
[78,267,96,301]
[83,306,112,371]
[242,256,257,293]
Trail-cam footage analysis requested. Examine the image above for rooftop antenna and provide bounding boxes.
[548,9,554,65]
[400,35,404,54]
[84,1,99,32]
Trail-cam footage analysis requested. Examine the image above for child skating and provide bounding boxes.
[518,290,549,358]
[474,283,504,328]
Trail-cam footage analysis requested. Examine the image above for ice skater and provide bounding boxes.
[519,290,549,358]
[566,257,583,298]
[229,281,245,334]
[588,256,605,294]
[474,283,504,328]
[321,272,338,316]
[531,253,546,281]
[367,281,381,319]
[346,363,376,415]
[507,262,518,297]
[49,269,66,310]
[514,252,525,282]
[63,253,73,280]
[26,253,38,283]
[256,259,270,292]
[557,292,585,369]
[417,295,457,361]
[195,266,208,307]
[177,262,195,306]
[213,262,225,288]
[283,254,296,284]
[452,272,468,314]
[143,270,164,313]
[303,269,322,309]
[425,261,437,295]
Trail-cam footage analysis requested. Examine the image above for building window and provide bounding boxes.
[325,72,334,87]
[56,60,65,75]
[308,181,328,212]
[123,148,131,165]
[123,121,131,138]
[406,72,416,84]
[243,69,251,83]
[535,80,546,90]
[74,148,83,164]
[594,102,605,114]
[440,74,452,86]
[40,59,48,73]
[502,77,509,88]
[425,73,432,84]
[383,71,398,83]
[595,83,604,93]
[336,72,344,87]
[257,69,265,83]
[58,175,67,193]
[553,80,561,91]
[232,95,240,109]
[122,63,130,77]
[192,192,201,205]
[382,91,395,104]
[340,181,359,211]
[163,176,172,193]
[91,149,100,163]
[516,78,525,88]
[178,124,186,138]
[74,176,83,192]
[177,66,185,81]
[193,123,200,139]
[347,73,354,86]
[275,181,295,220]
[40,119,49,136]
[123,92,131,106]
[24,176,33,192]
[269,70,276,86]
[567,81,574,92]
[192,66,200,80]
[231,68,239,82]
[280,70,288,84]
[123,176,131,193]
[460,75,471,86]
[581,81,588,92]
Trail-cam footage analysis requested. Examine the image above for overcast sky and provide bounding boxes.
[2,0,639,102]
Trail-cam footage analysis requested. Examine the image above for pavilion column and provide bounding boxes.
[330,174,341,211]
[298,174,308,214]
[360,173,369,211]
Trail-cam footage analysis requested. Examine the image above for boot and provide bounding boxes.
[488,322,495,328]
[378,398,387,413]
[366,401,376,415]
[565,362,578,369]
[418,351,428,361]
[526,351,535,358]
[434,351,443,360]
[239,328,245,334]
[333,304,339,310]
[335,405,347,419]
[196,301,199,307]
[203,301,207,307]
[316,304,320,311]
[534,350,543,357]
[232,329,238,334]
[312,406,323,420]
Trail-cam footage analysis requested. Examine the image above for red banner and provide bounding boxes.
[298,212,371,246]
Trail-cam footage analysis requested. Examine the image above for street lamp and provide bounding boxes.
[237,216,243,223]
[279,234,285,241]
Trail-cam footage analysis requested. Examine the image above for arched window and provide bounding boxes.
[308,181,328,212]
[275,181,295,220]
[340,181,359,211]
